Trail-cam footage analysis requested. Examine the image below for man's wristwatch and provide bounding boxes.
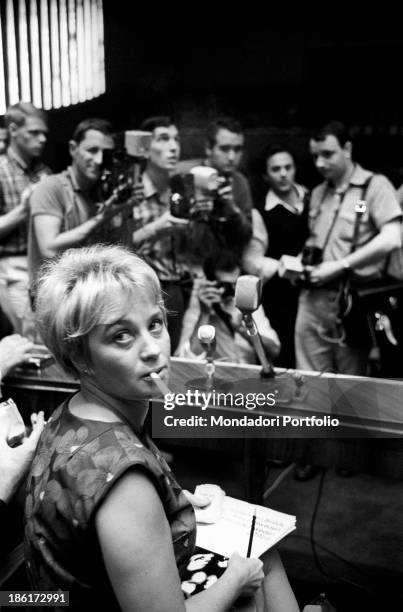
[341,258,351,271]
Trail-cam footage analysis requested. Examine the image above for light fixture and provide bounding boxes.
[0,0,105,114]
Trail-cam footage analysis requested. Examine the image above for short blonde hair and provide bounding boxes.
[36,244,164,376]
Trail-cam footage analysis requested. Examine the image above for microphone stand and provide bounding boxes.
[203,344,215,390]
[198,325,216,390]
[242,313,275,379]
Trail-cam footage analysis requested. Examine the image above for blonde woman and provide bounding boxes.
[24,244,298,611]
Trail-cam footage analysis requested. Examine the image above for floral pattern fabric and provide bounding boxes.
[24,399,196,611]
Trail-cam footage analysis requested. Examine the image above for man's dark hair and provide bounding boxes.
[264,144,295,165]
[312,121,351,147]
[206,117,243,148]
[72,118,114,144]
[140,116,175,133]
[203,249,241,280]
[5,102,46,128]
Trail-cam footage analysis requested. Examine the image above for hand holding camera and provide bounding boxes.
[99,130,152,205]
[170,167,219,220]
[197,280,224,313]
[307,260,345,286]
[213,173,243,220]
[216,174,233,199]
[152,210,189,235]
[95,191,133,224]
[278,246,344,287]
[299,246,344,286]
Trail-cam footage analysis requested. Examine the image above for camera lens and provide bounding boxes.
[217,281,235,299]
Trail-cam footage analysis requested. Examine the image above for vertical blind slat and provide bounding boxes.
[18,0,31,101]
[76,0,86,103]
[29,0,43,108]
[0,12,7,114]
[50,0,61,108]
[83,0,93,100]
[59,0,71,107]
[6,0,20,104]
[68,0,79,105]
[40,0,52,109]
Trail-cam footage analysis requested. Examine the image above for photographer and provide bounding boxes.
[178,117,253,267]
[131,116,190,353]
[295,121,402,376]
[176,250,280,364]
[28,118,131,292]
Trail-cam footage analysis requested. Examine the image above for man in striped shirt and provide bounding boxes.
[0,102,49,335]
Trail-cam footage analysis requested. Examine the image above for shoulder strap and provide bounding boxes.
[349,174,375,255]
[338,174,377,302]
[360,173,375,201]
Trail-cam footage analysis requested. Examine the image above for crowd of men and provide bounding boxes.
[0,102,402,379]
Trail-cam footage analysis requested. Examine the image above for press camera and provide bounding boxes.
[170,166,220,219]
[168,166,236,220]
[99,130,152,204]
[278,246,324,286]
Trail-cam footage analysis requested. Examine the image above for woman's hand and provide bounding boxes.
[226,552,264,598]
[182,489,211,509]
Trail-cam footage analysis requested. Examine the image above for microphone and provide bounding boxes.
[235,275,275,378]
[197,325,216,385]
[198,324,216,350]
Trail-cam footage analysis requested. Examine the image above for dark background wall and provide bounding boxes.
[45,19,403,188]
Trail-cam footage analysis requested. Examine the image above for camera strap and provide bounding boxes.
[319,184,350,254]
[344,173,375,274]
[338,174,375,316]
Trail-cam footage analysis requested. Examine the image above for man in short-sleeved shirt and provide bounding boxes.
[295,121,402,375]
[131,116,190,353]
[0,103,49,334]
[176,117,253,268]
[29,118,126,292]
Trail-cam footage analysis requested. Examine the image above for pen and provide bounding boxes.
[246,508,257,558]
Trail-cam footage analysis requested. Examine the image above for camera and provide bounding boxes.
[169,166,219,219]
[278,255,304,281]
[278,246,324,287]
[211,173,233,219]
[216,281,236,299]
[301,245,323,267]
[170,174,195,219]
[99,130,152,204]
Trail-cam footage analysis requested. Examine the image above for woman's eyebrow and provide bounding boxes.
[147,308,163,321]
[99,317,130,329]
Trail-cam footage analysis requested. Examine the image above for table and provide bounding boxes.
[4,357,403,502]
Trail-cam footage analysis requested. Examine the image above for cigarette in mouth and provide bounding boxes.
[150,371,172,396]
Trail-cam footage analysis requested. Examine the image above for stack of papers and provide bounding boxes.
[196,495,296,559]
